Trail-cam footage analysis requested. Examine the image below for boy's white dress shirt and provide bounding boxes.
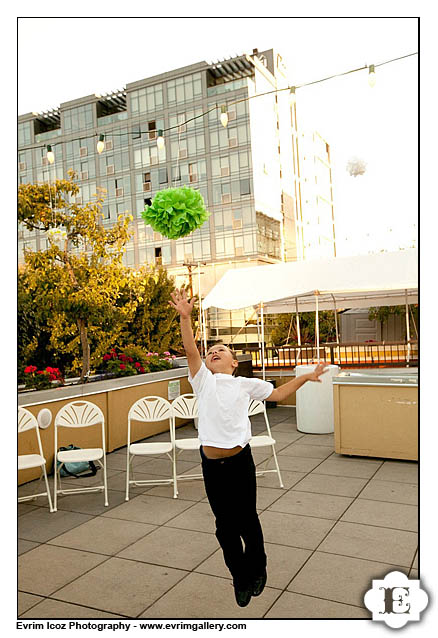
[188,362,273,448]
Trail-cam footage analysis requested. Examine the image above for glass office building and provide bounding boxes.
[18,49,335,345]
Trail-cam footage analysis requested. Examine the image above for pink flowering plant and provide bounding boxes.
[145,351,176,372]
[101,345,176,378]
[24,365,64,390]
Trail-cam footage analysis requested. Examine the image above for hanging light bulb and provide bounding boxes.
[97,134,105,154]
[46,144,55,164]
[156,129,165,150]
[368,64,376,88]
[220,105,228,128]
[289,87,296,105]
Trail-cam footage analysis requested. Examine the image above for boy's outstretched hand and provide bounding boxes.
[169,288,196,318]
[307,362,330,383]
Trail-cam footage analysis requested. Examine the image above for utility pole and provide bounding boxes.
[183,263,194,298]
[184,262,207,355]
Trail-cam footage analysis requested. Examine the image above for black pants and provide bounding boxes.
[200,444,267,588]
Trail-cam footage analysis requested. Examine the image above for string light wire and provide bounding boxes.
[19,51,417,158]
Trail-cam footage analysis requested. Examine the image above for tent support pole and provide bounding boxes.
[261,302,266,381]
[295,297,301,366]
[198,263,203,358]
[331,294,339,343]
[332,294,339,366]
[256,308,261,370]
[409,304,418,339]
[405,289,411,367]
[256,310,261,343]
[202,307,208,357]
[315,292,320,364]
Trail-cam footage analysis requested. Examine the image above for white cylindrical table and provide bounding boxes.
[295,364,339,433]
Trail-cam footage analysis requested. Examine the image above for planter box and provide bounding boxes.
[18,368,193,485]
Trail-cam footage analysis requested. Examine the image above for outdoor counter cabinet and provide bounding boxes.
[333,368,418,461]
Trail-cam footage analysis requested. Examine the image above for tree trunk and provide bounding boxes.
[61,252,90,383]
[77,318,90,384]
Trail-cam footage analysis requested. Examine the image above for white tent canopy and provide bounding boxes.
[202,249,418,313]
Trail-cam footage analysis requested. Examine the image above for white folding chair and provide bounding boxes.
[18,407,54,512]
[126,396,177,500]
[53,401,108,511]
[171,394,202,493]
[249,399,284,488]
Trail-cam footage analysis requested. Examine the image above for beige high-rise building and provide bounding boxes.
[18,48,335,347]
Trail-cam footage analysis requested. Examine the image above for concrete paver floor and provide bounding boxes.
[18,407,418,620]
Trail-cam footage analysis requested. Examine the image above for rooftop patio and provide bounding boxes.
[18,406,418,620]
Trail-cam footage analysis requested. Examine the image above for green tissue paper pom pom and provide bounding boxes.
[141,186,211,240]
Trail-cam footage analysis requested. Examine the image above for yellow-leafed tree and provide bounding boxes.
[18,171,134,383]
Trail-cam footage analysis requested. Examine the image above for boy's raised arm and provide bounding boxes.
[169,288,202,378]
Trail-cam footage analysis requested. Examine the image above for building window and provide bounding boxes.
[169,108,204,134]
[65,138,93,159]
[162,245,172,265]
[63,104,93,133]
[133,143,166,169]
[158,167,168,184]
[132,119,164,145]
[175,242,184,263]
[244,232,254,255]
[18,149,33,173]
[155,247,162,265]
[130,84,164,115]
[214,211,223,230]
[216,237,224,256]
[234,235,244,256]
[188,163,197,183]
[123,250,135,266]
[206,77,248,98]
[224,235,234,257]
[240,178,251,196]
[172,165,181,182]
[167,73,202,105]
[148,121,156,140]
[171,139,187,159]
[18,122,32,147]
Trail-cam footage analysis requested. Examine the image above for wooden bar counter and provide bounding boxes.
[333,369,418,461]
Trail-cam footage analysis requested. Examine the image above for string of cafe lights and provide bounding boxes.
[19,52,417,165]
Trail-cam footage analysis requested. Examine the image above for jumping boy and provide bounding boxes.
[169,288,329,607]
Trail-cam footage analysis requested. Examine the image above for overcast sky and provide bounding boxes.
[18,16,418,255]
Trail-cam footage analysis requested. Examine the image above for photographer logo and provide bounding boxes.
[364,570,428,629]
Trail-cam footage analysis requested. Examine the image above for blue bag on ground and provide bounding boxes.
[54,444,99,478]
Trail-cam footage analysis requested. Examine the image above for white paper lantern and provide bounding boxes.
[346,156,367,177]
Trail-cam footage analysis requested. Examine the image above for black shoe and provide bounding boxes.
[233,582,252,607]
[251,570,267,596]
